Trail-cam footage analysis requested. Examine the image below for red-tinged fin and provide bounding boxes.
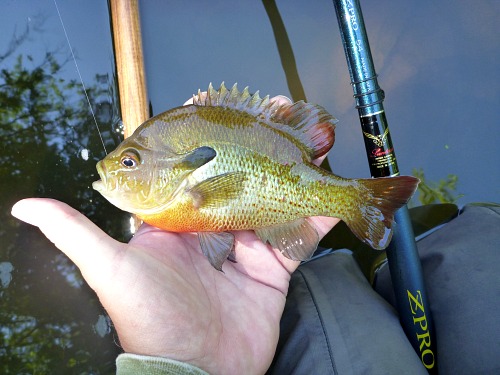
[343,176,420,250]
[270,101,337,159]
[192,83,338,160]
[255,218,320,261]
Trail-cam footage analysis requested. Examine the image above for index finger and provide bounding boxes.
[11,198,122,289]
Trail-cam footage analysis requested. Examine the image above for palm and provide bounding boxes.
[11,199,339,375]
[111,225,291,374]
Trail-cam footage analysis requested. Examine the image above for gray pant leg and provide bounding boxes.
[268,252,426,375]
[375,204,500,375]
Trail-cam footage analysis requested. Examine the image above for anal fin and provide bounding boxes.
[255,218,319,261]
[198,232,235,271]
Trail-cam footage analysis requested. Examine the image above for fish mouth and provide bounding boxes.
[92,161,108,192]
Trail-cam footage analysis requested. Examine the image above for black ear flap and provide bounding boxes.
[173,146,216,170]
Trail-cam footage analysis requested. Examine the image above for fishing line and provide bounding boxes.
[53,0,108,155]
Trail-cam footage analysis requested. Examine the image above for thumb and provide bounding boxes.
[11,198,122,289]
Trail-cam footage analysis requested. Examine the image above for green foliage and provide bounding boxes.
[412,168,464,206]
[0,28,125,374]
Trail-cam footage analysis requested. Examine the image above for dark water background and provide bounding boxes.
[1,0,498,373]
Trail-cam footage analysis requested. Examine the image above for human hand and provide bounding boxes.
[11,96,340,375]
[11,198,338,374]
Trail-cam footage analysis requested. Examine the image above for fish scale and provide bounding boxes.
[93,83,419,270]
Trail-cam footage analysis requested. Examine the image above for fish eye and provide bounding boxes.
[120,149,141,168]
[121,156,136,168]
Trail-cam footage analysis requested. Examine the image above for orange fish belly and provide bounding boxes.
[139,202,215,232]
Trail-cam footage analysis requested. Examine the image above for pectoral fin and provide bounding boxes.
[188,172,246,209]
[255,218,319,261]
[198,231,235,271]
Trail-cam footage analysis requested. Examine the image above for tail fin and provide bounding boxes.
[344,176,419,250]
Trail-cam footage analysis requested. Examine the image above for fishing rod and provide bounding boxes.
[332,0,437,372]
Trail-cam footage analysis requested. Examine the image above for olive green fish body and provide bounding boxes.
[93,83,419,270]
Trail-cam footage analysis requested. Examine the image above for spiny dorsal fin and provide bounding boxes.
[192,83,338,160]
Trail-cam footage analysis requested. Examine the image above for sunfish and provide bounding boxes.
[93,83,418,270]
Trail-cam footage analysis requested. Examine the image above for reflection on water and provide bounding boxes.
[0,2,124,373]
[0,262,14,289]
[139,0,499,203]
